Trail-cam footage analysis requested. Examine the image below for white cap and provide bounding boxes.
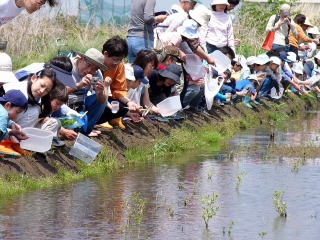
[0,53,18,84]
[246,56,257,66]
[287,52,297,62]
[292,62,304,75]
[279,3,290,12]
[125,64,135,81]
[314,51,320,60]
[211,0,229,6]
[270,56,282,66]
[307,26,320,35]
[255,54,271,65]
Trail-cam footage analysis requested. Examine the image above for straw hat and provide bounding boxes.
[189,4,211,26]
[211,0,229,6]
[304,17,313,27]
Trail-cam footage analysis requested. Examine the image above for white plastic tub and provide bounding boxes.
[20,127,54,153]
[209,50,231,74]
[157,96,182,117]
[69,133,102,164]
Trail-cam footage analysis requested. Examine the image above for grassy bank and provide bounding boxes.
[0,93,316,198]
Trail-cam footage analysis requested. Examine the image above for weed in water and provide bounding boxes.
[228,221,235,235]
[167,205,175,218]
[273,190,287,218]
[200,193,219,229]
[259,232,267,239]
[291,158,304,173]
[236,171,246,189]
[207,169,213,180]
[125,192,148,226]
[178,183,184,190]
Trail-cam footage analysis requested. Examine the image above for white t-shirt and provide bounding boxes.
[0,0,24,26]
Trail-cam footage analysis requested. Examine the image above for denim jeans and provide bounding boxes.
[182,85,201,108]
[127,36,154,63]
[258,76,277,97]
[220,84,235,95]
[206,43,219,54]
[272,44,288,51]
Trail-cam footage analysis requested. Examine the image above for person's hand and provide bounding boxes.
[104,76,112,87]
[179,51,187,62]
[127,101,142,111]
[66,109,82,117]
[127,112,143,122]
[313,39,319,44]
[155,15,167,23]
[95,80,105,95]
[194,78,205,86]
[9,129,28,141]
[60,128,78,141]
[207,56,215,65]
[9,122,22,132]
[77,74,92,88]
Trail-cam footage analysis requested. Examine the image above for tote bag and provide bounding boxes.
[262,31,275,51]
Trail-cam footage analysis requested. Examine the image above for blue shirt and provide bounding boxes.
[281,64,293,83]
[236,79,256,93]
[0,104,9,141]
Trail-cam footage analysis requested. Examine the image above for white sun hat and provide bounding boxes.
[125,64,135,81]
[307,26,320,35]
[211,0,230,6]
[246,56,257,66]
[270,56,282,66]
[292,62,304,75]
[178,19,199,39]
[0,53,18,84]
[255,54,271,65]
[189,4,211,26]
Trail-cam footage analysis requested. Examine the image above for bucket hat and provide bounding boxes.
[270,56,282,66]
[307,26,320,35]
[178,19,199,39]
[76,48,108,71]
[189,4,211,26]
[159,64,182,84]
[304,17,313,27]
[0,53,18,84]
[125,64,135,81]
[292,62,304,75]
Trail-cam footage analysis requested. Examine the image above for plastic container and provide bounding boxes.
[270,87,284,99]
[157,96,182,117]
[184,54,206,80]
[69,133,102,164]
[209,50,231,74]
[20,128,54,153]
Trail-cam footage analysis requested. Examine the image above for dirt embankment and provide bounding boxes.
[0,95,316,178]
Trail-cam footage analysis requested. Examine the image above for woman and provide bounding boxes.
[206,0,235,54]
[4,67,58,128]
[288,14,319,57]
[0,0,57,26]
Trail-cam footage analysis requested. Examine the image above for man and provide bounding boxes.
[58,48,110,136]
[171,0,198,14]
[127,0,167,62]
[0,0,57,26]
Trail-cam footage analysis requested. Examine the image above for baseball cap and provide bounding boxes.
[0,89,28,108]
[0,53,18,84]
[270,56,282,66]
[76,48,108,71]
[125,64,135,81]
[279,51,291,62]
[133,65,149,84]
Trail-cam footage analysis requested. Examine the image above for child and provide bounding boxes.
[0,90,28,142]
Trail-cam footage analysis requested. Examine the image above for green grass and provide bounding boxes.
[0,94,315,198]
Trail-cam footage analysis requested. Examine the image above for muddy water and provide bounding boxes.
[1,112,320,240]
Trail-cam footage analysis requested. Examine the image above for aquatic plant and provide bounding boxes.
[236,171,246,189]
[273,190,287,218]
[125,192,148,225]
[167,206,175,218]
[259,232,267,239]
[228,221,235,235]
[207,169,213,180]
[291,158,304,173]
[200,193,219,229]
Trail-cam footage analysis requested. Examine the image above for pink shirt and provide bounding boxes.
[206,11,235,52]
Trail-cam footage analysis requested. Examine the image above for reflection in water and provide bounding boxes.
[0,113,320,239]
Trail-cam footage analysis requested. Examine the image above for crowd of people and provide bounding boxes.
[0,0,319,156]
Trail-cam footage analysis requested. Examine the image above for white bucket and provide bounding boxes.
[209,50,231,74]
[20,127,54,153]
[157,96,182,117]
[69,133,102,164]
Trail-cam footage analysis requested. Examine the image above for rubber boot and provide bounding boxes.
[110,117,126,130]
[242,95,253,109]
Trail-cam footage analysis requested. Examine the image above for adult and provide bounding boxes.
[265,4,296,51]
[0,0,57,26]
[170,0,198,14]
[206,0,235,54]
[288,14,319,57]
[227,0,240,11]
[127,0,167,63]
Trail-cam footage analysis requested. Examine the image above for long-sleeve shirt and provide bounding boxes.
[0,0,23,26]
[265,15,292,46]
[127,0,156,40]
[103,62,128,99]
[289,24,313,48]
[206,11,235,51]
[266,67,281,91]
[281,63,293,83]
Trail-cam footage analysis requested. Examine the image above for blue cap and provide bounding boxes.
[0,90,28,107]
[279,51,291,62]
[132,65,149,84]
